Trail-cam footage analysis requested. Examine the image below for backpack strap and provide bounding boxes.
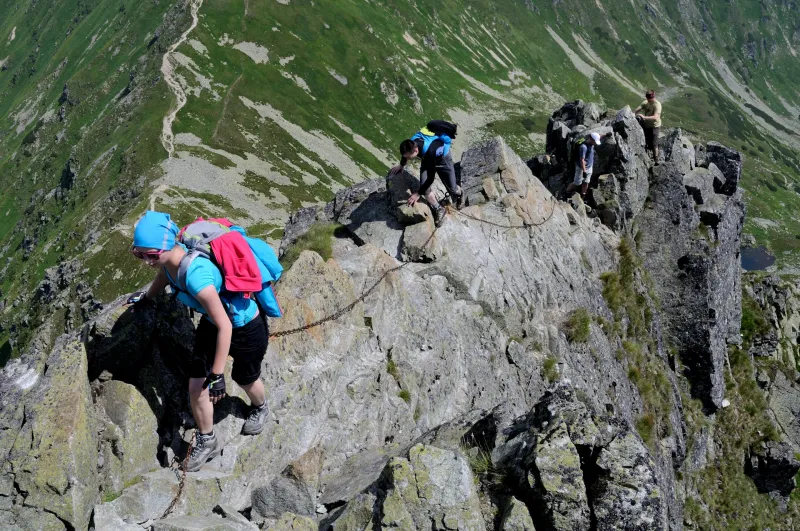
[175,251,201,294]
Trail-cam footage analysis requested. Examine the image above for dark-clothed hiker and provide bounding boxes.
[565,132,611,199]
[390,121,463,227]
[635,89,662,164]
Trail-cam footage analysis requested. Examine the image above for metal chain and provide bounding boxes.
[269,197,556,339]
[270,222,439,338]
[450,197,557,228]
[161,430,196,520]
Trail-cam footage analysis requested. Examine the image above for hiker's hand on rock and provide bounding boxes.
[407,192,420,206]
[127,292,152,312]
[390,165,403,175]
[203,373,226,404]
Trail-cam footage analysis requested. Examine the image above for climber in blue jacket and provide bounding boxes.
[390,121,463,227]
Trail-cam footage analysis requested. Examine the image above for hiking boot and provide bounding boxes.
[431,204,447,227]
[454,192,464,210]
[242,402,269,436]
[186,431,221,472]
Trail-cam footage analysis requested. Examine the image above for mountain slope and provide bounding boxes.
[2,115,799,529]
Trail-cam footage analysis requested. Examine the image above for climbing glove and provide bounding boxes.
[203,372,226,401]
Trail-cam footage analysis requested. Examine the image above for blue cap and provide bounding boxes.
[133,211,179,250]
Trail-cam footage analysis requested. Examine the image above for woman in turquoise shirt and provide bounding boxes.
[128,211,269,472]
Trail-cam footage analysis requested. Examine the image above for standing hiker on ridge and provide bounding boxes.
[634,89,662,165]
[390,120,464,227]
[564,132,611,199]
[127,211,281,472]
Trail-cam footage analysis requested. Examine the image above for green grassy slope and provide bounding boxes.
[0,0,799,355]
[165,0,800,265]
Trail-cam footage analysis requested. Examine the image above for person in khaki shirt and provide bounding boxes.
[634,89,662,164]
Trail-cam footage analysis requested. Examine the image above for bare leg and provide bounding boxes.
[239,378,266,407]
[425,189,439,207]
[189,377,214,434]
[653,145,660,164]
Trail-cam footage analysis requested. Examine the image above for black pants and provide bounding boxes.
[420,153,460,197]
[189,315,268,386]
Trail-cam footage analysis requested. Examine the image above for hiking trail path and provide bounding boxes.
[160,0,203,158]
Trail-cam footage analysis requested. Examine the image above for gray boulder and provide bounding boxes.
[707,163,727,193]
[498,497,536,530]
[660,128,695,174]
[153,515,244,531]
[251,448,323,522]
[705,142,743,196]
[694,143,707,168]
[683,167,715,205]
[378,444,484,531]
[4,337,98,531]
[96,380,161,495]
[592,431,667,530]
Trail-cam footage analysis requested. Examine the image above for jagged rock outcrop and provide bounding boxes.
[489,386,666,531]
[0,104,757,530]
[704,142,743,196]
[537,102,745,413]
[637,149,744,412]
[745,441,800,500]
[3,336,98,530]
[746,275,800,367]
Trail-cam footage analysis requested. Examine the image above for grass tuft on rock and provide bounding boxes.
[280,222,347,271]
[565,308,591,343]
[635,414,656,448]
[386,358,399,381]
[741,291,770,347]
[543,354,559,383]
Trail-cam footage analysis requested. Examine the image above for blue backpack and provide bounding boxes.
[230,226,284,318]
[410,120,457,158]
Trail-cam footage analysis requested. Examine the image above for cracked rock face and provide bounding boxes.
[0,104,754,530]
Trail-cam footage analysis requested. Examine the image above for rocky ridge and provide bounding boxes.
[0,102,796,530]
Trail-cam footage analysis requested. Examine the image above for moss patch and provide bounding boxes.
[280,222,347,271]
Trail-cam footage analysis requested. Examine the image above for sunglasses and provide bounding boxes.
[131,247,166,261]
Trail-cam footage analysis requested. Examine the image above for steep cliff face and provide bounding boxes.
[745,275,800,451]
[1,104,795,530]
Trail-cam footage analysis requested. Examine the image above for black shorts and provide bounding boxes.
[644,127,660,150]
[189,314,268,386]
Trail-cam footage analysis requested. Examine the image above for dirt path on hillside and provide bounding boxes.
[160,0,203,158]
[212,74,243,143]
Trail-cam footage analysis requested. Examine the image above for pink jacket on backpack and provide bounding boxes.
[209,230,263,293]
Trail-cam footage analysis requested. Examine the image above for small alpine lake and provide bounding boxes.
[741,246,776,271]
